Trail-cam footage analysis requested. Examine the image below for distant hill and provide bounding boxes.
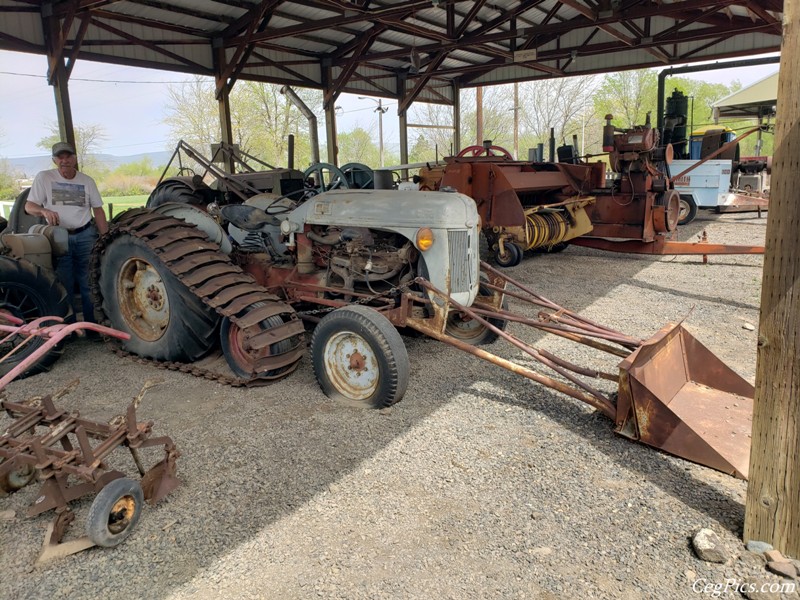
[5,150,173,178]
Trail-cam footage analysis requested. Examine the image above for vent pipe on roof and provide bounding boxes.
[280,86,320,165]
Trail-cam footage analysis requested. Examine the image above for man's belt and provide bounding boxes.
[67,222,92,234]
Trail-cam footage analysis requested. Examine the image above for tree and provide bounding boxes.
[408,102,455,160]
[408,133,436,164]
[336,127,380,166]
[517,75,601,158]
[460,86,516,150]
[163,77,323,170]
[163,76,220,155]
[37,123,106,174]
[0,158,21,201]
[594,70,659,129]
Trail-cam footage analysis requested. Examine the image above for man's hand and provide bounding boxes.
[25,201,60,226]
[39,208,60,226]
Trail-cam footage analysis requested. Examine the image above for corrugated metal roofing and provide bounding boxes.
[0,0,784,109]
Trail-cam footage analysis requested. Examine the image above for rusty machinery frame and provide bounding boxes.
[291,263,753,479]
[0,313,180,564]
[423,125,766,260]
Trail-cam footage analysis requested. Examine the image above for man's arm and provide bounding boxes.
[92,206,108,235]
[24,200,61,226]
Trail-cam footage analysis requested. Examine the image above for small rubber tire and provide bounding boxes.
[495,243,522,268]
[0,460,36,494]
[310,305,409,408]
[86,478,144,548]
[678,195,698,226]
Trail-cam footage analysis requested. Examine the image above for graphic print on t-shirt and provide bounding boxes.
[51,182,86,207]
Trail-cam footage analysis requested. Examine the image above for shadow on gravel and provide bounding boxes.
[477,386,746,535]
[625,280,760,311]
[0,210,761,599]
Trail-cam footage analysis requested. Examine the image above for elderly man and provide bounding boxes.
[25,141,109,323]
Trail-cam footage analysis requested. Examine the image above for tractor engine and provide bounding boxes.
[220,189,480,308]
[310,226,417,295]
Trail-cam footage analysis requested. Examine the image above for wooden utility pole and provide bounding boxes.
[744,1,800,557]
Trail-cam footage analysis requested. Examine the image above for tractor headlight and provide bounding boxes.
[416,227,435,251]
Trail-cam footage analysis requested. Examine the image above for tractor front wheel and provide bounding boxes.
[311,306,409,408]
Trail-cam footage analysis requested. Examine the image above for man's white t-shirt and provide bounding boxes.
[28,169,103,230]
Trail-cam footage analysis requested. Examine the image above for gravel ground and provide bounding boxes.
[2,209,796,600]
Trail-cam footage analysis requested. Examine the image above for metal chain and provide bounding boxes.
[296,281,414,317]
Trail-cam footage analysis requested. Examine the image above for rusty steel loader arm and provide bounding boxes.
[403,263,753,479]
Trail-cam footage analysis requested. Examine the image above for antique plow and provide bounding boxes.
[0,316,180,564]
[407,262,753,479]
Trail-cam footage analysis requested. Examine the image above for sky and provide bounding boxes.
[0,49,779,161]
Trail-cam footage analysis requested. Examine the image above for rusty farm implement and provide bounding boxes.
[0,313,180,564]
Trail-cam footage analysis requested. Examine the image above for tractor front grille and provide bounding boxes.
[448,229,472,294]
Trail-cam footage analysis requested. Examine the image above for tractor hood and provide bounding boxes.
[289,189,479,230]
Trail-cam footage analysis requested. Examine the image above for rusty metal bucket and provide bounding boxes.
[616,323,754,479]
[412,264,756,479]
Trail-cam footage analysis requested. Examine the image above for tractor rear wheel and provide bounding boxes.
[220,302,301,379]
[311,306,409,408]
[98,234,219,361]
[147,179,206,209]
[0,256,71,379]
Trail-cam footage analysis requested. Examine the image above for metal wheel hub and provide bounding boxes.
[324,332,378,400]
[447,313,480,338]
[679,199,691,220]
[108,495,136,534]
[118,258,170,341]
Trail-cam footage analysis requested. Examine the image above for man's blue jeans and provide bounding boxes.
[56,224,99,323]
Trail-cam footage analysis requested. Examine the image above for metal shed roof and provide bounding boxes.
[712,71,779,120]
[0,0,784,111]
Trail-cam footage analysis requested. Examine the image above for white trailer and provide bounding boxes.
[670,159,732,225]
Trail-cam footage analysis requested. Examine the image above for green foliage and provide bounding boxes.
[162,76,324,169]
[593,70,659,129]
[337,127,381,166]
[93,159,164,197]
[37,123,106,172]
[0,158,21,201]
[409,134,435,164]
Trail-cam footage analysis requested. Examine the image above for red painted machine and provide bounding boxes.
[418,116,764,261]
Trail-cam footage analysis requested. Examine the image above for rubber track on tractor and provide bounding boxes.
[89,210,305,386]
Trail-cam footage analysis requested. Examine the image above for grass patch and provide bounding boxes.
[103,194,149,220]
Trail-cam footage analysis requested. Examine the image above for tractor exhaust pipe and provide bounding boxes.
[280,86,320,164]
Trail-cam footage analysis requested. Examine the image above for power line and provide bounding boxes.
[0,70,194,84]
